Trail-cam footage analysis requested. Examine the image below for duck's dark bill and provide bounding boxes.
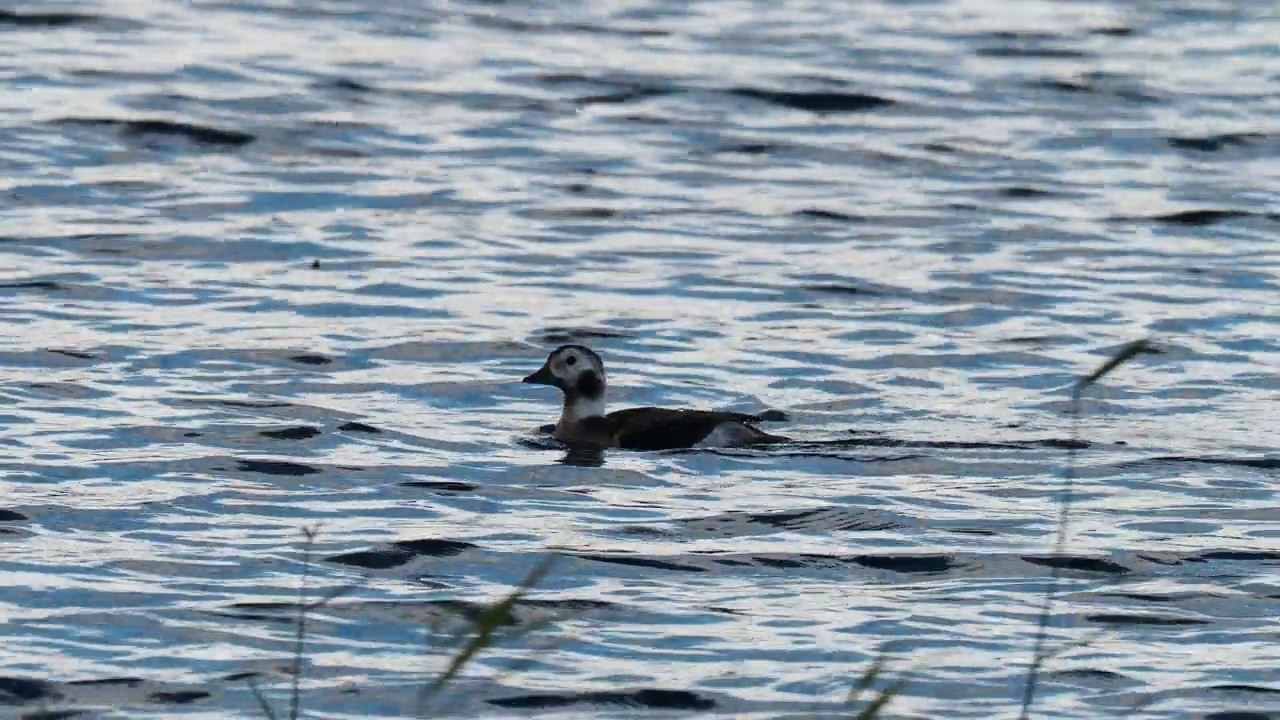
[522,365,556,385]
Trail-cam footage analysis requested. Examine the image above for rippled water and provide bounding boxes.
[2,0,1279,718]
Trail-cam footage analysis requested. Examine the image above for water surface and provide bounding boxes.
[1,0,1279,717]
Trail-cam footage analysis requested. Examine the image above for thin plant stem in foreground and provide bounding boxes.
[248,677,278,720]
[415,554,559,716]
[288,525,319,720]
[1018,338,1153,720]
[848,650,909,719]
[247,523,359,720]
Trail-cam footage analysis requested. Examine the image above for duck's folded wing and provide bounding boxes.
[606,408,758,451]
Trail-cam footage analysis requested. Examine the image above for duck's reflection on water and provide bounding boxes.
[516,433,607,467]
[519,429,1103,469]
[559,445,606,467]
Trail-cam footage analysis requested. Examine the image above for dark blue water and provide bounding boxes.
[2,1,1279,718]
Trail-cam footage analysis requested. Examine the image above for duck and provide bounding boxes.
[521,344,789,451]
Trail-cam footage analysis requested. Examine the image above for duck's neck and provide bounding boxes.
[559,393,606,426]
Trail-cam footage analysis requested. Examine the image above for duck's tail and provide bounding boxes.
[749,428,793,445]
[694,421,792,448]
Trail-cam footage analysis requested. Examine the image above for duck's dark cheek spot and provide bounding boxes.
[577,371,604,398]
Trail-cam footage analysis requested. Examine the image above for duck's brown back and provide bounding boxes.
[563,407,782,451]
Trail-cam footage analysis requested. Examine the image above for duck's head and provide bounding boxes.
[522,344,606,402]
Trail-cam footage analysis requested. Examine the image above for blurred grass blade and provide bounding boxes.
[1020,338,1155,720]
[416,554,558,714]
[247,677,278,720]
[847,651,909,720]
[289,524,322,720]
[847,653,888,705]
[853,677,906,720]
[1076,338,1153,393]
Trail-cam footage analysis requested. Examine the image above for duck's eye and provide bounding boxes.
[565,356,577,366]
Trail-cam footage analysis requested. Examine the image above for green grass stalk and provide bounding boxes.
[1018,338,1153,719]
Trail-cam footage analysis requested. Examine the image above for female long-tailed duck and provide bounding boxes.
[522,344,788,450]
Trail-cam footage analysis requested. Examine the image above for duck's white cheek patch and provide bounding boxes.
[693,422,756,448]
